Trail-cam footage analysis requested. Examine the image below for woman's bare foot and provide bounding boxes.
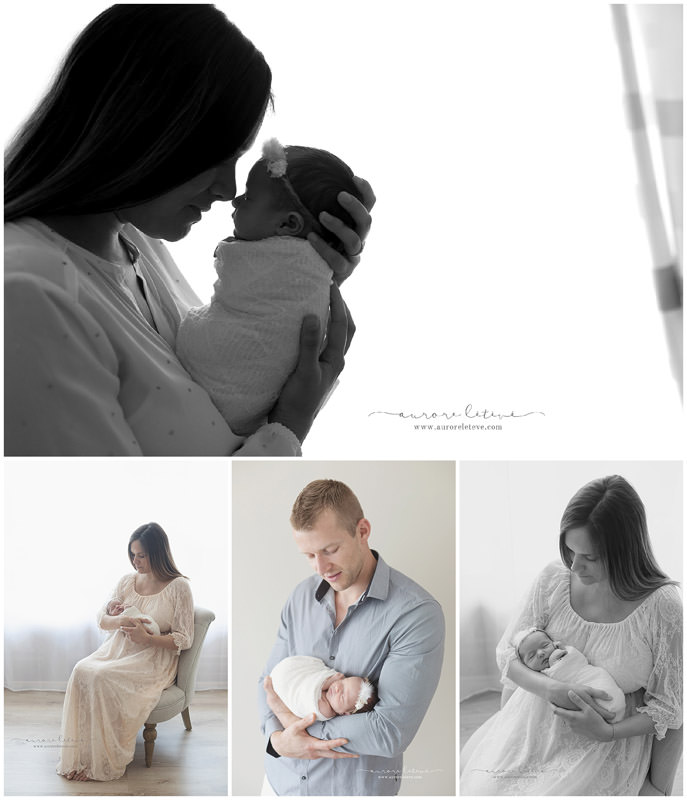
[65,769,89,781]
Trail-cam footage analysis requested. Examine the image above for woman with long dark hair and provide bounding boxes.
[4,5,372,456]
[58,523,194,781]
[461,475,682,795]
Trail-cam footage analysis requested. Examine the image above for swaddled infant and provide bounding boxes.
[515,627,626,721]
[270,655,377,721]
[176,139,364,437]
[106,599,161,636]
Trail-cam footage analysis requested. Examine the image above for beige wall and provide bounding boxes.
[232,460,456,796]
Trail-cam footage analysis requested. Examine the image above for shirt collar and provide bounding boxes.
[315,550,388,602]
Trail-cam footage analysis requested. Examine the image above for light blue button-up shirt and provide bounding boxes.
[259,551,445,796]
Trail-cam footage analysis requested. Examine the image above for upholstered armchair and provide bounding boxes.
[142,606,216,767]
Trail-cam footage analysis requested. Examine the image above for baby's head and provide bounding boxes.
[106,599,125,616]
[515,628,557,671]
[231,139,363,253]
[326,675,378,716]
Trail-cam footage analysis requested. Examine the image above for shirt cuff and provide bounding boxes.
[266,737,281,758]
[235,423,301,457]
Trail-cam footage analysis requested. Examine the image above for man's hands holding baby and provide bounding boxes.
[264,676,358,761]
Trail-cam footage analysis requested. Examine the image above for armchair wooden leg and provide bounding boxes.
[181,707,192,731]
[143,722,157,767]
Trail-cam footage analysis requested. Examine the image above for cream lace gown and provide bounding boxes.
[57,575,194,781]
[460,562,682,795]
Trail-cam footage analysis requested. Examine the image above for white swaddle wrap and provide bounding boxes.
[176,237,332,436]
[545,645,626,721]
[270,655,338,721]
[119,605,161,636]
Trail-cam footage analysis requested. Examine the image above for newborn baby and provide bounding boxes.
[106,599,161,636]
[176,139,364,436]
[270,655,377,721]
[515,628,626,721]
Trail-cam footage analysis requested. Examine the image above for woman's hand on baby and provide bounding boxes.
[120,618,151,643]
[548,683,614,720]
[308,176,375,286]
[551,690,614,741]
[269,283,353,443]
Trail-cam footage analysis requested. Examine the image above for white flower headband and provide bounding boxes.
[353,678,375,713]
[262,137,288,178]
[260,138,325,238]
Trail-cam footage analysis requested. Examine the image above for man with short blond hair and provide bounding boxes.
[289,478,364,536]
[259,479,445,796]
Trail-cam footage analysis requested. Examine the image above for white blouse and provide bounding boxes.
[497,561,682,738]
[4,218,301,455]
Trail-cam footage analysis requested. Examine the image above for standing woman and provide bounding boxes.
[58,523,194,781]
[460,475,682,795]
[4,5,372,456]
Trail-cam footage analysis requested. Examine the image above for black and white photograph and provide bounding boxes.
[460,460,683,795]
[2,3,682,458]
[3,460,229,795]
[232,460,455,795]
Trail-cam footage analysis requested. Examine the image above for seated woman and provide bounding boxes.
[460,475,682,796]
[57,523,194,781]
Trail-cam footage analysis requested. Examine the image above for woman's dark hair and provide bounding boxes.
[5,4,272,220]
[129,522,186,582]
[282,147,363,253]
[558,475,676,600]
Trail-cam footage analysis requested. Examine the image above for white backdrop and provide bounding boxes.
[2,2,683,460]
[459,460,683,699]
[4,460,229,690]
[232,460,456,796]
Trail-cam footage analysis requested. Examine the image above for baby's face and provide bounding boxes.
[231,161,292,241]
[107,600,125,616]
[519,630,556,671]
[326,676,364,715]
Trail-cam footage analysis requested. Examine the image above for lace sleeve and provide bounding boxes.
[169,578,195,654]
[496,562,563,689]
[636,585,683,740]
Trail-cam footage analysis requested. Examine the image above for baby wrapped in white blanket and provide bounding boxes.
[516,628,626,721]
[106,599,161,636]
[176,236,330,436]
[270,655,377,721]
[175,139,365,438]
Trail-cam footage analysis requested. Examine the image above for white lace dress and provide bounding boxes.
[57,574,194,781]
[460,562,682,795]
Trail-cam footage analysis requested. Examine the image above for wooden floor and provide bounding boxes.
[460,690,684,796]
[4,689,227,796]
[460,689,500,750]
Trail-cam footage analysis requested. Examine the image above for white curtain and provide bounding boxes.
[611,4,683,395]
[459,461,683,699]
[4,461,228,691]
